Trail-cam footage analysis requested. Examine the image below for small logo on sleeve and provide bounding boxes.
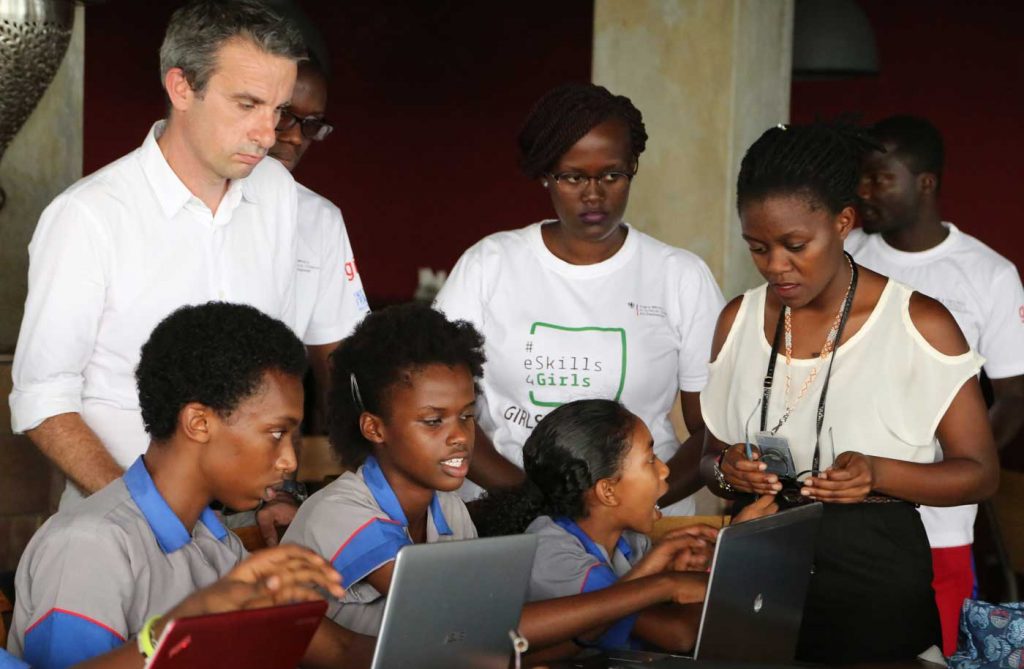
[345,259,359,282]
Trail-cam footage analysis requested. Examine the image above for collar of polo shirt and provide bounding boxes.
[361,456,453,536]
[142,121,261,220]
[124,456,229,553]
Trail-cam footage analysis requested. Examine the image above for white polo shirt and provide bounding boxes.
[9,122,300,505]
[294,183,369,345]
[847,224,1024,547]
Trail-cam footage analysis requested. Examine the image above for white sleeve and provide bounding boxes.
[433,243,487,329]
[9,196,108,433]
[978,264,1024,379]
[676,258,725,392]
[304,205,369,346]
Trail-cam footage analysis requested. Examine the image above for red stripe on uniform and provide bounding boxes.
[24,608,126,641]
[580,563,602,593]
[330,517,404,564]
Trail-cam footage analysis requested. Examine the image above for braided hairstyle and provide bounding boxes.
[517,83,648,179]
[737,121,880,214]
[328,304,486,468]
[473,399,638,537]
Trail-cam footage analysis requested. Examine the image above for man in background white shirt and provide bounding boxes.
[9,0,309,513]
[850,114,1024,656]
[268,58,369,413]
[251,58,370,544]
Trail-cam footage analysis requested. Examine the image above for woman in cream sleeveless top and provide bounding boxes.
[704,279,982,472]
[701,123,997,664]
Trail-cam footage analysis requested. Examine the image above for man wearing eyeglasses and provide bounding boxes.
[8,1,343,520]
[269,58,369,360]
[250,59,370,546]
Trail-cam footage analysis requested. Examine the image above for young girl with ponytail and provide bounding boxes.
[475,398,776,655]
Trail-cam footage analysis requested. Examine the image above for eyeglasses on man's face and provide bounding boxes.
[546,170,635,191]
[276,109,334,141]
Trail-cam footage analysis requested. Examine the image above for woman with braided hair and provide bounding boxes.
[700,122,998,662]
[435,83,724,517]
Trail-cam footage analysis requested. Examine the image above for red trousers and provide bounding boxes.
[931,545,976,657]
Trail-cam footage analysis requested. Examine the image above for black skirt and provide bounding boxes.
[795,502,941,663]
[731,497,941,663]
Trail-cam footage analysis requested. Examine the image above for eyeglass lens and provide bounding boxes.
[276,111,333,141]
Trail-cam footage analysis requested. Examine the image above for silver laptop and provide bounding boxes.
[605,502,823,667]
[371,534,538,669]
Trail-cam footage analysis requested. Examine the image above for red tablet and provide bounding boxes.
[148,600,327,669]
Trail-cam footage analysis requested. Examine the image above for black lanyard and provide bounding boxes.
[760,253,859,473]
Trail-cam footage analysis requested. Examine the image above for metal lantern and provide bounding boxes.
[0,0,76,211]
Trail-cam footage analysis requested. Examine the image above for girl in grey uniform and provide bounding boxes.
[282,304,484,637]
[283,306,720,660]
[473,399,773,656]
[8,302,371,669]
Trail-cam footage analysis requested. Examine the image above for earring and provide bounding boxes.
[542,180,549,188]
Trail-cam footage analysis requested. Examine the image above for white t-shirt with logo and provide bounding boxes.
[847,223,1024,547]
[434,222,724,514]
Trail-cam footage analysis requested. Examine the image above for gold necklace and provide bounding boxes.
[770,255,854,434]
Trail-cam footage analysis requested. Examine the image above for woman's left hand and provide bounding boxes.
[800,451,875,503]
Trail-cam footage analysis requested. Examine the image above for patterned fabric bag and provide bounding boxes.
[949,600,1024,669]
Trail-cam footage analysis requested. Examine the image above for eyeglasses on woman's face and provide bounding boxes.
[545,170,635,192]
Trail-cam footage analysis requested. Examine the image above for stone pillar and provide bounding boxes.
[0,5,84,353]
[592,0,793,298]
[0,5,82,572]
[593,1,793,513]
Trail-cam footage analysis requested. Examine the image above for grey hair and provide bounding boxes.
[159,0,306,96]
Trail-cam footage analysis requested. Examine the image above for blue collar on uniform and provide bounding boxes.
[361,455,453,536]
[552,516,632,565]
[124,456,229,554]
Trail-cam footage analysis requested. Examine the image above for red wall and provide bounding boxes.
[790,0,1024,274]
[84,1,592,305]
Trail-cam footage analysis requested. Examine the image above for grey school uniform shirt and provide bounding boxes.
[525,515,650,650]
[9,457,246,669]
[282,455,476,636]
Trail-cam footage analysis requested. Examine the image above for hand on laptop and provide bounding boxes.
[228,543,345,601]
[666,571,710,606]
[732,493,779,523]
[134,545,341,653]
[626,525,719,579]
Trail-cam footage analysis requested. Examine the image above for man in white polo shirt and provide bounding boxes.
[851,114,1024,656]
[9,0,313,511]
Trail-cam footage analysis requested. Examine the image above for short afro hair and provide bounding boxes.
[136,302,307,441]
[329,303,485,468]
[869,115,945,189]
[517,82,648,179]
